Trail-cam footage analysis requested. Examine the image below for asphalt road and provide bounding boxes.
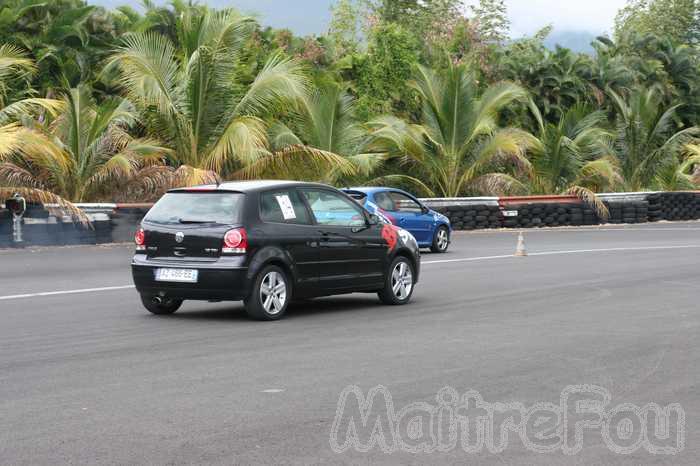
[1,223,699,465]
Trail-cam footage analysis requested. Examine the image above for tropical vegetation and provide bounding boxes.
[1,0,700,212]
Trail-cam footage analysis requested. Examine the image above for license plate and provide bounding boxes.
[155,268,198,283]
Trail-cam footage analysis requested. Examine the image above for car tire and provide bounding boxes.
[140,294,183,315]
[430,226,450,253]
[378,256,415,305]
[244,265,291,321]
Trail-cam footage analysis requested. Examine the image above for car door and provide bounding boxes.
[386,191,433,243]
[258,188,320,294]
[300,188,386,291]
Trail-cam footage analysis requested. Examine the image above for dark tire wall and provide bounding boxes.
[2,193,700,247]
[429,193,700,232]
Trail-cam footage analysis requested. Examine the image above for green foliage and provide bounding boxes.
[349,22,420,120]
[615,0,700,45]
[108,5,308,186]
[244,82,383,183]
[529,104,620,194]
[470,0,510,43]
[609,86,700,190]
[369,62,539,197]
[328,0,368,58]
[1,0,700,204]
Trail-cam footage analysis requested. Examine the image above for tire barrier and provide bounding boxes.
[646,192,700,222]
[605,201,649,224]
[435,202,603,230]
[432,205,504,230]
[2,192,700,247]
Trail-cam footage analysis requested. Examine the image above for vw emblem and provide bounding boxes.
[175,232,185,243]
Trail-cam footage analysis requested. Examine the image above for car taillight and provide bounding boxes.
[134,228,146,251]
[223,227,247,254]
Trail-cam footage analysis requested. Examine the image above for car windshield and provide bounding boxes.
[144,192,245,225]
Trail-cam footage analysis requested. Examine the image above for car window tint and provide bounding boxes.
[388,192,423,213]
[144,192,245,225]
[345,191,367,202]
[374,192,396,211]
[260,189,310,224]
[301,189,366,227]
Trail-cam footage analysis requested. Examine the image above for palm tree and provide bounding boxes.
[109,5,312,185]
[528,104,621,215]
[654,144,700,191]
[1,84,172,202]
[610,86,700,190]
[368,62,539,197]
[530,104,621,193]
[0,44,89,219]
[241,82,381,183]
[588,36,637,105]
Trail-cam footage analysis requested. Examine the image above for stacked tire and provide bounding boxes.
[646,192,700,222]
[434,205,503,230]
[503,203,587,228]
[605,201,648,224]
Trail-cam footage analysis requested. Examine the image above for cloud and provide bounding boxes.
[92,0,628,37]
[464,0,627,37]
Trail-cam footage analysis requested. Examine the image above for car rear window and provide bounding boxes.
[144,192,245,225]
[344,191,367,202]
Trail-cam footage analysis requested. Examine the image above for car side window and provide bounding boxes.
[388,192,424,213]
[301,189,366,227]
[374,192,396,211]
[260,189,311,225]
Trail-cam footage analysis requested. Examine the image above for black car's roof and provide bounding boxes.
[169,180,334,194]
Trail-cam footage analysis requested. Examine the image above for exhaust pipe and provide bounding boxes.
[152,296,163,305]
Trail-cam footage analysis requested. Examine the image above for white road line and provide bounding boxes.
[2,244,699,301]
[0,285,135,301]
[454,226,700,235]
[422,244,700,265]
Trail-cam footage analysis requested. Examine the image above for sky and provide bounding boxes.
[91,0,631,37]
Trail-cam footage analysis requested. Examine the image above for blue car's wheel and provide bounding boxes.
[430,226,450,253]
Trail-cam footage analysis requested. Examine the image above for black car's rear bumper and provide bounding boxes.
[131,255,249,301]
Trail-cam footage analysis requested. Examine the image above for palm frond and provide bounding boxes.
[206,115,269,172]
[0,123,22,160]
[109,32,181,116]
[0,44,36,89]
[0,98,64,125]
[362,174,436,197]
[566,185,609,220]
[0,162,44,188]
[232,53,308,118]
[469,173,528,196]
[172,165,220,187]
[234,144,356,182]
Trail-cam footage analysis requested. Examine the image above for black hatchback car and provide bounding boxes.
[132,181,421,320]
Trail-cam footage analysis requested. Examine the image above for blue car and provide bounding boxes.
[342,187,452,253]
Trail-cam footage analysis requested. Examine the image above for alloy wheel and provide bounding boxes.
[260,271,287,315]
[391,261,413,300]
[437,228,449,251]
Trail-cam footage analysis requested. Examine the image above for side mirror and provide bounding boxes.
[368,213,381,225]
[421,205,430,214]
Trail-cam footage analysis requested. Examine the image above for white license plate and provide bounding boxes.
[155,268,199,283]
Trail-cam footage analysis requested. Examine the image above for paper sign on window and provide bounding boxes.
[275,195,297,220]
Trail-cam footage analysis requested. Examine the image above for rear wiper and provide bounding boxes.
[178,218,220,224]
